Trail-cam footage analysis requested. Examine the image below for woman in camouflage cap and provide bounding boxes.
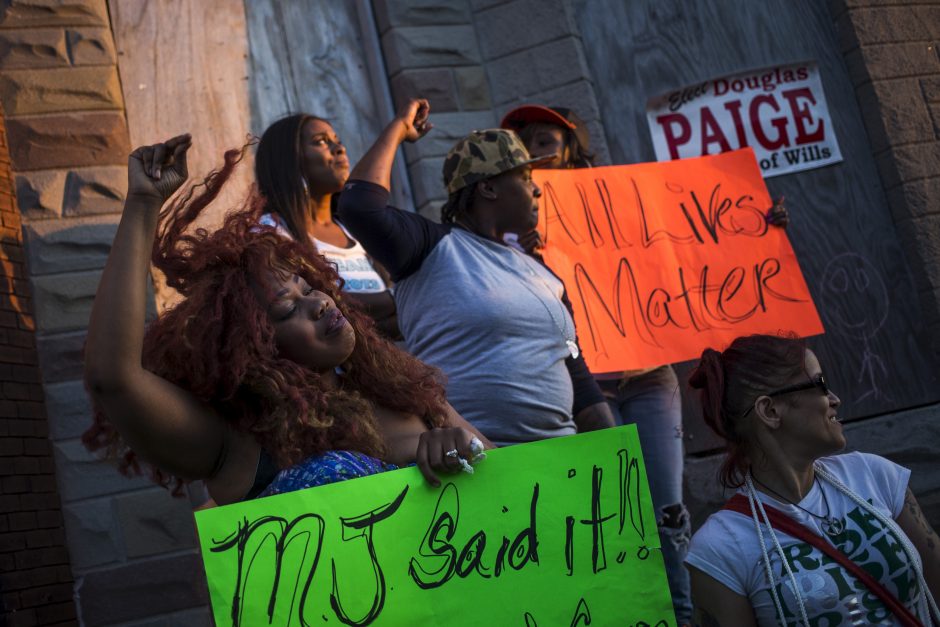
[336,99,615,450]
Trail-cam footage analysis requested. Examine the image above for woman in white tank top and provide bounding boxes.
[256,114,399,339]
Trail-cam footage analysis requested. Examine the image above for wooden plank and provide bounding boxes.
[109,0,252,200]
[571,0,940,453]
[244,2,381,173]
[109,0,253,308]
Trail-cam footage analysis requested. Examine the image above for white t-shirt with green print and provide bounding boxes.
[686,452,921,626]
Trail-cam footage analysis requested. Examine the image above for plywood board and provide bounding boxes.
[109,0,253,308]
[572,0,940,452]
[244,0,385,169]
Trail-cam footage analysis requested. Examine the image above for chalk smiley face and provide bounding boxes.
[819,253,889,340]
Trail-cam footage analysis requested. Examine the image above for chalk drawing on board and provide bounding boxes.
[820,253,891,404]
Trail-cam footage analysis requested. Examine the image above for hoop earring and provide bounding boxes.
[301,176,309,196]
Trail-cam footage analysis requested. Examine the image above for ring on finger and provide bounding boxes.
[445,449,459,459]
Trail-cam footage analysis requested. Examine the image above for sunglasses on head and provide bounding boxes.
[742,374,830,417]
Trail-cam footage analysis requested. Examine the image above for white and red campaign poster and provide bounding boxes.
[646,61,843,177]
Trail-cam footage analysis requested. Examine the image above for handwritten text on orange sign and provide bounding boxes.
[535,149,823,373]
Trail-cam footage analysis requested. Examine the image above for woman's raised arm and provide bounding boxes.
[337,99,450,281]
[348,98,431,190]
[84,135,237,484]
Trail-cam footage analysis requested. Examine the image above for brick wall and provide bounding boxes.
[375,0,610,220]
[375,0,496,219]
[831,1,940,356]
[0,101,77,627]
[471,0,610,165]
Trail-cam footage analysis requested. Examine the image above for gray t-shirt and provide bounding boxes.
[395,228,576,445]
[336,180,605,446]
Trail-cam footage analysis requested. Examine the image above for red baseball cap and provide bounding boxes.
[500,104,591,153]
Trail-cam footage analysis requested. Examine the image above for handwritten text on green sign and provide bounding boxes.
[195,426,675,626]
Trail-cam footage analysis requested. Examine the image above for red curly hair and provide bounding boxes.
[83,146,448,488]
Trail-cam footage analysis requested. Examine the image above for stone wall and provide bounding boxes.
[375,0,495,219]
[375,0,609,220]
[0,1,209,624]
[0,99,78,627]
[831,1,940,357]
[471,0,610,166]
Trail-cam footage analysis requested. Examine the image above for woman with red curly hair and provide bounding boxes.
[83,134,490,505]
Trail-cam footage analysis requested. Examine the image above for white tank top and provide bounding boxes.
[259,213,387,293]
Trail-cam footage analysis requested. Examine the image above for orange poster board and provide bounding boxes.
[535,148,824,374]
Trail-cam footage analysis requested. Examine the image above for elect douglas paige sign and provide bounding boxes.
[646,61,842,177]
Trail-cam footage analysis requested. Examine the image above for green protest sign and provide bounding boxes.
[195,425,675,626]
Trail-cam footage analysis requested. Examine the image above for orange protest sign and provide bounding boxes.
[535,148,824,373]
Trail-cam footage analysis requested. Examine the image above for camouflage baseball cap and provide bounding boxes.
[442,129,551,195]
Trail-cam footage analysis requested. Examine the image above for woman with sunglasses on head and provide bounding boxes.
[255,114,401,339]
[685,334,939,626]
[83,134,491,505]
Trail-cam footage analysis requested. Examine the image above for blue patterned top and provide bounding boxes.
[257,450,398,497]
